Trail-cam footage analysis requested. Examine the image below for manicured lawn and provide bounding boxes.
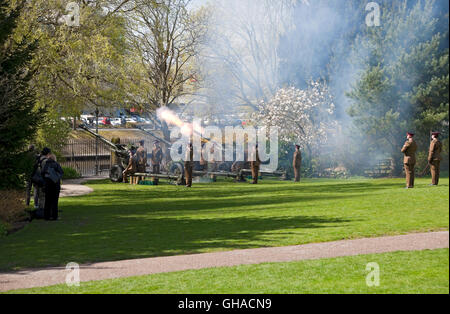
[6,249,449,294]
[0,178,448,271]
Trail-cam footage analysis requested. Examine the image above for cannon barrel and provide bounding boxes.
[78,124,129,155]
[135,125,172,146]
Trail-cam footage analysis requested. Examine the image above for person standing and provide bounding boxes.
[136,140,148,174]
[25,145,38,206]
[151,141,163,185]
[401,132,418,189]
[185,143,194,188]
[31,148,51,219]
[42,154,64,221]
[123,147,137,183]
[428,132,443,186]
[293,145,302,182]
[208,145,218,182]
[250,145,261,184]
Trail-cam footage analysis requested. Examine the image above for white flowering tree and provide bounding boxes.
[254,81,336,150]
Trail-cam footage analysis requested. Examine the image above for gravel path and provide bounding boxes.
[0,231,448,292]
[60,177,107,198]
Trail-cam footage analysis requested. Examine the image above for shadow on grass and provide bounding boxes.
[0,180,399,271]
[0,214,352,272]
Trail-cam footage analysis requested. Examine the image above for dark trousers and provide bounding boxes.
[44,179,61,220]
[431,160,441,186]
[252,166,260,184]
[404,163,415,188]
[294,167,301,182]
[185,164,193,187]
[152,164,161,185]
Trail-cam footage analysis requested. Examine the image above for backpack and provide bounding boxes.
[47,166,62,183]
[32,157,46,187]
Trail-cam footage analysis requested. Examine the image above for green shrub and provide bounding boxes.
[62,167,81,180]
[0,221,7,237]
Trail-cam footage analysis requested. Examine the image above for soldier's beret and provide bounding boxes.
[432,132,441,136]
[407,132,415,137]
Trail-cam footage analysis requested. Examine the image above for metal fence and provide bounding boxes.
[60,138,143,176]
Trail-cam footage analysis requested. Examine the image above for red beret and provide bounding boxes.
[407,132,415,137]
[432,132,441,136]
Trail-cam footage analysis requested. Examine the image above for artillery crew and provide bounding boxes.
[401,132,418,189]
[151,141,163,185]
[428,132,443,186]
[251,145,261,184]
[136,140,148,173]
[185,143,194,188]
[123,146,137,184]
[293,145,302,182]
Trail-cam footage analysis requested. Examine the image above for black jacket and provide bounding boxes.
[42,159,64,184]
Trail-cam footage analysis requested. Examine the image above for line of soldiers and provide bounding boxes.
[122,140,164,184]
[250,144,302,184]
[401,132,443,189]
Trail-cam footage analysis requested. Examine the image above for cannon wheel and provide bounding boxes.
[168,162,185,185]
[169,162,184,176]
[218,162,232,172]
[110,165,124,183]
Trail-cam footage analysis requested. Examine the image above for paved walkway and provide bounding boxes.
[0,231,448,292]
[60,177,107,198]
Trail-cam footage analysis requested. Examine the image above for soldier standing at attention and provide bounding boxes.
[136,140,148,174]
[208,145,218,182]
[185,142,194,188]
[251,145,261,184]
[151,141,163,185]
[428,132,443,186]
[293,145,302,182]
[401,132,418,189]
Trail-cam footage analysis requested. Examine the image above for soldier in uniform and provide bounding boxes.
[250,145,261,184]
[208,145,218,182]
[122,147,137,183]
[185,142,194,188]
[136,140,148,174]
[401,132,418,189]
[293,145,302,182]
[151,141,163,185]
[428,132,443,186]
[200,144,208,171]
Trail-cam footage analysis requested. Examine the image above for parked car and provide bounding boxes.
[126,117,138,124]
[111,118,123,127]
[100,117,111,126]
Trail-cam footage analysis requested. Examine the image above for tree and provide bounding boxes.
[13,0,132,132]
[125,0,208,142]
[347,0,449,173]
[0,0,43,190]
[201,0,297,110]
[253,81,336,151]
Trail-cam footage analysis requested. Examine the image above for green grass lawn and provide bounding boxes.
[6,249,449,294]
[0,178,448,271]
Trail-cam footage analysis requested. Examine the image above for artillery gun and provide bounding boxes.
[78,124,288,184]
[78,124,132,182]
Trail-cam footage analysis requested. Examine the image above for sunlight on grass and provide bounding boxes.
[7,249,449,294]
[0,178,448,271]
